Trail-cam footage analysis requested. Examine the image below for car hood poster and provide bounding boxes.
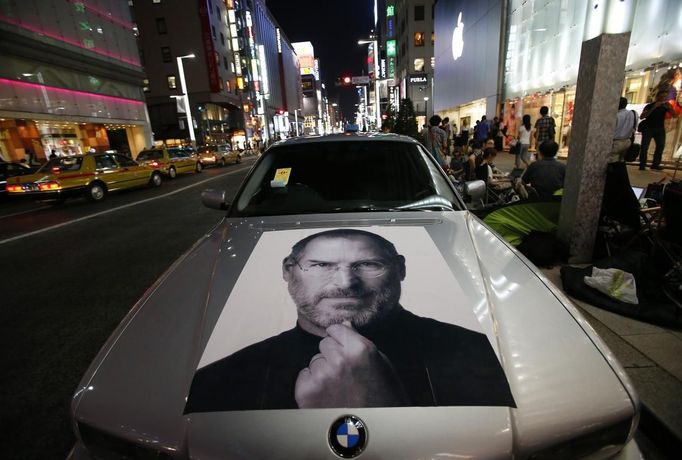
[184,226,515,413]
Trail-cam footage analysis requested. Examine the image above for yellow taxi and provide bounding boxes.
[135,147,202,178]
[5,153,163,203]
[197,144,241,167]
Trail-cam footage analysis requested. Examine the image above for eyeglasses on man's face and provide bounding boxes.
[295,260,390,279]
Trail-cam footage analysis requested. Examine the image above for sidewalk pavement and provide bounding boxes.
[492,152,682,455]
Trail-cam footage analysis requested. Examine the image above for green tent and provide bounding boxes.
[483,199,562,247]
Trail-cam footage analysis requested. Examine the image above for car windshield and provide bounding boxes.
[37,157,83,172]
[137,150,164,161]
[232,139,461,217]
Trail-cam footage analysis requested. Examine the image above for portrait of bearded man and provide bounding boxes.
[185,229,515,413]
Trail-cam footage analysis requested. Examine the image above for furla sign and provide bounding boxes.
[408,74,428,85]
[452,12,464,61]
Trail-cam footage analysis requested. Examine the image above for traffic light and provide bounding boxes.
[277,109,285,115]
[335,76,353,87]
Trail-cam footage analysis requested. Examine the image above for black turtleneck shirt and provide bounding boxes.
[184,307,515,413]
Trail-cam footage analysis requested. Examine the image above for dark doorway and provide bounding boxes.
[106,129,130,153]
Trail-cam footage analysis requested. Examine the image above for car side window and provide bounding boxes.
[115,155,137,167]
[95,155,118,170]
[168,149,179,159]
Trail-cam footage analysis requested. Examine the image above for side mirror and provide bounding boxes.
[201,189,229,210]
[463,180,486,204]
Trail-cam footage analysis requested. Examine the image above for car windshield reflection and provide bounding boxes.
[232,140,460,217]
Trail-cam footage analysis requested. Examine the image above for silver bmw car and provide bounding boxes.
[69,133,640,459]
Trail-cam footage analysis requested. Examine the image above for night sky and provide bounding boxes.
[265,0,377,121]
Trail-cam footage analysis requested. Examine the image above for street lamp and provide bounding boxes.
[176,53,196,146]
[424,96,429,120]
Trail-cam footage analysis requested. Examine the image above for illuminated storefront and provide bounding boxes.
[0,0,152,162]
[503,0,682,160]
[435,0,682,163]
[433,0,504,135]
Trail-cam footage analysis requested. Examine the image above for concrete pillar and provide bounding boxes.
[557,32,631,262]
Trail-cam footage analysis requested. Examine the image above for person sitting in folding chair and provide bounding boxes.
[475,148,514,205]
[520,141,565,200]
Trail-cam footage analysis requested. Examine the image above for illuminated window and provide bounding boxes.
[414,5,424,21]
[414,58,424,72]
[431,56,435,69]
[152,0,161,3]
[167,75,177,89]
[432,32,435,45]
[161,46,172,62]
[143,79,150,92]
[414,32,424,47]
[225,80,231,92]
[156,18,167,35]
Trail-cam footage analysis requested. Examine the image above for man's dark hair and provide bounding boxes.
[442,117,449,124]
[540,106,549,116]
[429,115,442,127]
[483,147,497,160]
[481,115,487,121]
[539,140,559,158]
[284,229,400,266]
[618,97,628,110]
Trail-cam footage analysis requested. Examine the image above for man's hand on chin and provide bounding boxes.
[294,321,408,408]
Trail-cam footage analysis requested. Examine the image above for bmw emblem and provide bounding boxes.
[328,415,368,458]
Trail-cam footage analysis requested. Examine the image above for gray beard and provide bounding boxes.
[289,280,401,329]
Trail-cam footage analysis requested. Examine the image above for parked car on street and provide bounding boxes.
[0,161,34,198]
[6,153,162,203]
[136,147,202,178]
[69,134,640,459]
[197,144,241,168]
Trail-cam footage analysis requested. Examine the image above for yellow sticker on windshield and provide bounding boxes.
[273,168,291,185]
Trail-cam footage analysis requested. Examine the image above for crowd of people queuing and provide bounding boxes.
[422,106,566,201]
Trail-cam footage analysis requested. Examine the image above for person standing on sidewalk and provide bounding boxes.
[424,115,447,167]
[638,89,677,170]
[516,115,533,169]
[533,106,556,149]
[441,117,453,155]
[602,97,640,229]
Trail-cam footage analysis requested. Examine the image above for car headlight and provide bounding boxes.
[529,417,637,459]
[77,423,171,460]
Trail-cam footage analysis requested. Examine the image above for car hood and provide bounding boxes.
[72,212,637,459]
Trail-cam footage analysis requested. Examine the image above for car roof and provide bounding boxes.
[271,133,422,147]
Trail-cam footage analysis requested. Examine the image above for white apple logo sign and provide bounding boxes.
[452,12,464,61]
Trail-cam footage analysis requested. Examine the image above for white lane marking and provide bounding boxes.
[0,165,251,246]
[0,205,51,220]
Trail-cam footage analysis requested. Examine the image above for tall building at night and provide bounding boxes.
[132,0,301,148]
[131,0,244,147]
[0,0,152,162]
[384,0,436,126]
